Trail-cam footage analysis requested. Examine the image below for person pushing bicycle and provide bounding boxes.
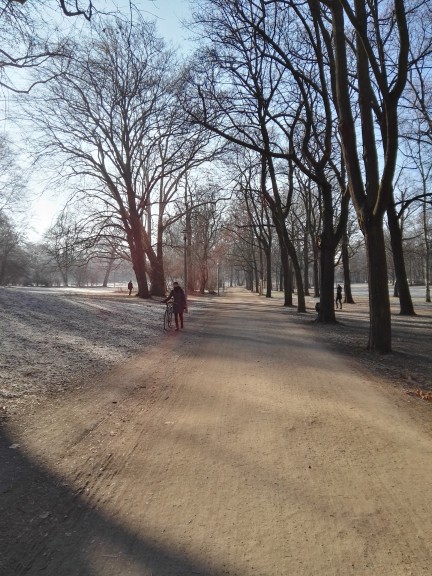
[162,281,187,330]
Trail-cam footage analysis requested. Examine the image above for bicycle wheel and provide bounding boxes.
[167,306,173,328]
[164,308,170,331]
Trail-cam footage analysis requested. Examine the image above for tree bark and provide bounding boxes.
[280,242,293,306]
[387,201,415,315]
[303,230,310,296]
[317,232,336,322]
[341,232,355,304]
[265,245,272,298]
[102,255,116,288]
[364,220,392,352]
[128,216,150,299]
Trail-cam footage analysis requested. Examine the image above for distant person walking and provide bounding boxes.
[335,284,343,309]
[128,280,133,296]
[162,281,187,331]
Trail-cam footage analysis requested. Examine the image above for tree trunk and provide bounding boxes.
[265,245,272,298]
[133,257,150,299]
[424,200,431,302]
[303,230,310,296]
[245,268,252,291]
[279,228,305,312]
[317,232,336,322]
[199,266,207,293]
[148,226,166,297]
[258,246,264,295]
[128,218,150,299]
[280,242,292,306]
[387,202,415,315]
[102,257,115,288]
[316,180,346,323]
[185,203,194,295]
[149,258,165,297]
[312,237,320,298]
[364,220,392,353]
[341,232,355,304]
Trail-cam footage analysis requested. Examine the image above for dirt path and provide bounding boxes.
[2,289,432,575]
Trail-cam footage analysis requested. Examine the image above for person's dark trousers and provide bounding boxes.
[174,313,184,329]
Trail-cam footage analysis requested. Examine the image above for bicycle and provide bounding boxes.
[162,300,174,331]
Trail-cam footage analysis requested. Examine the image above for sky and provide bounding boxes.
[24,0,193,241]
[149,0,192,45]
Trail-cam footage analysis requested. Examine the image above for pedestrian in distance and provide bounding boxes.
[335,284,343,309]
[162,281,187,331]
[127,280,133,296]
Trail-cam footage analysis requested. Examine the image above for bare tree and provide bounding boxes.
[401,50,432,302]
[44,211,86,285]
[316,0,415,352]
[0,134,27,219]
[189,187,225,293]
[0,0,111,93]
[27,17,211,297]
[9,0,96,19]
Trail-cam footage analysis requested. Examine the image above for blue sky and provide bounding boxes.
[150,0,192,46]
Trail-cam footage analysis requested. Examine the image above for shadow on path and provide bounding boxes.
[0,426,223,576]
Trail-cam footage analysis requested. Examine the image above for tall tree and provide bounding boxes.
[28,18,209,297]
[320,0,411,352]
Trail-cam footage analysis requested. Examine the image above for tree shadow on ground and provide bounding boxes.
[0,427,222,576]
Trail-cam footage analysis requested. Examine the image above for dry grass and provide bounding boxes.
[294,293,432,394]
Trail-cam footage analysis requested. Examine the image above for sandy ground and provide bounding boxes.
[1,287,432,575]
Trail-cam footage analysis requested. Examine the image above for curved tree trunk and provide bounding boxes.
[102,257,115,288]
[387,202,415,315]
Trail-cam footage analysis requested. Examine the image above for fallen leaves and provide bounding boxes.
[406,388,432,402]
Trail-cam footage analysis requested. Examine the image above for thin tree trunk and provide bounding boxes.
[303,230,310,296]
[387,202,415,315]
[280,242,292,306]
[424,199,431,302]
[312,237,320,298]
[265,245,272,298]
[341,232,355,304]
